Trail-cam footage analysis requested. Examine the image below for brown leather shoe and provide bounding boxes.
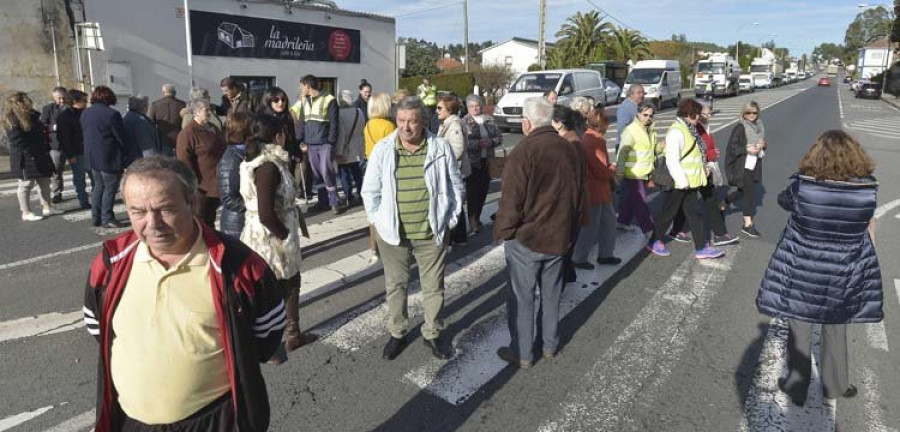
[285,332,319,352]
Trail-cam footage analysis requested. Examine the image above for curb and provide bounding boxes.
[882,97,900,111]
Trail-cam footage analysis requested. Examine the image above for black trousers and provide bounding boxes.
[726,169,757,217]
[671,182,727,237]
[199,197,221,228]
[783,320,849,404]
[451,209,468,244]
[466,162,491,223]
[121,393,234,432]
[653,189,706,250]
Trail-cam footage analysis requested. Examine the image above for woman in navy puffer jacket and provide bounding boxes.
[217,112,252,238]
[757,130,882,407]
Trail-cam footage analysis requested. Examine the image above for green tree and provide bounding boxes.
[554,11,613,66]
[845,6,893,52]
[892,0,900,54]
[472,64,516,104]
[399,38,440,78]
[606,27,651,62]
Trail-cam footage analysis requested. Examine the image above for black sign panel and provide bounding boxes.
[190,10,360,63]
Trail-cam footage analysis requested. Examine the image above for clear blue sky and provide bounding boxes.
[338,0,876,57]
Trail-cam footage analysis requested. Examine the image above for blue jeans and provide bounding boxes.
[70,155,89,206]
[307,144,339,207]
[91,170,121,225]
[338,162,363,202]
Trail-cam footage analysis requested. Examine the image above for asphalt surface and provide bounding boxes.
[1,77,899,432]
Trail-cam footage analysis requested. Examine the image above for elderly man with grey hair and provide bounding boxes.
[149,83,186,156]
[494,96,585,368]
[83,156,286,431]
[176,98,226,226]
[616,83,645,152]
[361,96,465,361]
[124,95,160,159]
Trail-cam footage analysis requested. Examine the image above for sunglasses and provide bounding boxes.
[746,111,759,115]
[273,98,287,103]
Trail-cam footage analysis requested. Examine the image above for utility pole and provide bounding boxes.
[538,0,547,68]
[463,0,469,72]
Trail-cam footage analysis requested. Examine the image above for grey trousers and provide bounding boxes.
[504,239,564,363]
[376,235,448,340]
[49,149,66,199]
[572,203,617,263]
[784,320,849,402]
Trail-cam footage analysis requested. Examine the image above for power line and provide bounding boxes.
[393,2,463,18]
[585,0,658,41]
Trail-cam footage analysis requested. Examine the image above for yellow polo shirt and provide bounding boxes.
[110,228,230,424]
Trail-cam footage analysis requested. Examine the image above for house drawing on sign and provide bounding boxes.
[218,22,255,49]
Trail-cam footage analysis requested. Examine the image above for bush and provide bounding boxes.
[399,72,476,100]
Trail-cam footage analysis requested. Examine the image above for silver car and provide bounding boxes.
[603,79,622,105]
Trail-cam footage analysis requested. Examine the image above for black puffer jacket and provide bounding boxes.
[6,110,56,180]
[217,144,246,237]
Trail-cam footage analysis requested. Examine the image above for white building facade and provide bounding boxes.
[479,38,554,77]
[857,39,895,80]
[81,0,395,104]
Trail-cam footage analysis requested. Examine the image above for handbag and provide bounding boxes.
[489,146,507,179]
[652,138,696,189]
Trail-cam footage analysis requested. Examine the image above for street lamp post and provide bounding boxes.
[736,22,759,60]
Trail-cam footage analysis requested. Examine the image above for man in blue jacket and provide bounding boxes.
[296,74,344,214]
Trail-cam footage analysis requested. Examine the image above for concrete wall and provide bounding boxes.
[83,0,396,105]
[0,0,79,153]
[481,41,538,77]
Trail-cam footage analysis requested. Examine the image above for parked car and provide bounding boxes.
[738,75,755,93]
[855,82,882,99]
[603,79,621,105]
[493,69,608,131]
[851,79,870,92]
[817,77,831,87]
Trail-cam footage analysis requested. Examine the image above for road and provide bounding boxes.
[1,78,899,432]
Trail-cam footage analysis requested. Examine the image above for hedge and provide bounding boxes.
[399,72,476,99]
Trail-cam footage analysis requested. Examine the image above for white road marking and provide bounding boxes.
[0,405,54,431]
[43,410,95,432]
[0,312,83,344]
[860,367,899,432]
[61,204,126,222]
[896,279,900,308]
[406,230,648,406]
[739,319,837,432]
[874,199,900,219]
[838,84,845,119]
[299,250,380,304]
[538,247,739,431]
[0,242,103,272]
[865,322,890,352]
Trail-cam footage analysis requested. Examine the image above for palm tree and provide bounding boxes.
[554,11,613,66]
[606,27,651,63]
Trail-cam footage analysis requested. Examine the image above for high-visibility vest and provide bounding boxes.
[418,84,437,106]
[669,120,707,189]
[295,94,335,123]
[620,120,657,179]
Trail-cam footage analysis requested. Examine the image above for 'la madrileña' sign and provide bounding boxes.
[190,10,360,63]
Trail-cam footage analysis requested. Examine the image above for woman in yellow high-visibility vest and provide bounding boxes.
[614,101,657,233]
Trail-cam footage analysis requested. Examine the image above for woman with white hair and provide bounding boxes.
[180,87,224,133]
[336,89,366,205]
[569,96,593,137]
[462,94,502,232]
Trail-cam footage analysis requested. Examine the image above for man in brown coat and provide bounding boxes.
[176,99,225,227]
[494,96,585,369]
[149,84,186,156]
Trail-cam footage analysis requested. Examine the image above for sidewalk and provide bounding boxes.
[0,154,10,181]
[883,96,900,111]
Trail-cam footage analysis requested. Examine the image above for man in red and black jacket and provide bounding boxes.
[83,156,285,432]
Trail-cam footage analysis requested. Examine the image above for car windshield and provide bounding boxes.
[740,78,751,83]
[698,63,725,74]
[626,69,663,85]
[750,65,771,73]
[509,73,561,93]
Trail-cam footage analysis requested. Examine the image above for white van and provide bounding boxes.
[620,60,682,109]
[493,69,607,131]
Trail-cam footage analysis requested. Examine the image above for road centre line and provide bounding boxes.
[405,230,648,406]
[43,410,95,432]
[865,322,890,352]
[0,405,54,432]
[538,247,739,431]
[838,84,845,119]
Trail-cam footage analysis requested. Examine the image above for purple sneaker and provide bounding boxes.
[646,240,671,257]
[695,246,725,259]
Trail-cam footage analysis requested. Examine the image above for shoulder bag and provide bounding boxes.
[652,138,696,189]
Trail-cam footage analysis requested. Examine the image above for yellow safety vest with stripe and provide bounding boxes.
[293,94,336,123]
[418,84,437,107]
[668,120,707,189]
[621,120,657,179]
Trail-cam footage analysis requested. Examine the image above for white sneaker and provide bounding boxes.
[42,207,64,217]
[368,253,380,265]
[22,212,44,222]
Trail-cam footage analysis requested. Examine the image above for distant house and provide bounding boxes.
[857,38,895,80]
[217,22,255,49]
[436,55,464,72]
[479,37,556,76]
